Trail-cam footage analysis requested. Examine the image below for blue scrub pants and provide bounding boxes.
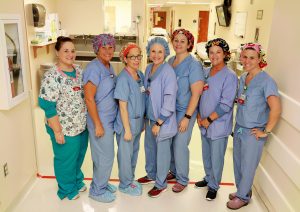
[233,125,266,202]
[144,120,172,189]
[170,113,197,186]
[46,125,88,200]
[88,127,115,196]
[116,131,141,189]
[201,134,228,191]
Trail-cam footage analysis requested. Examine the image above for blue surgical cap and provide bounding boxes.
[146,37,170,58]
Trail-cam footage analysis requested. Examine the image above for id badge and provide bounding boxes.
[146,88,150,95]
[238,94,246,105]
[140,85,146,93]
[203,83,209,91]
[73,85,81,91]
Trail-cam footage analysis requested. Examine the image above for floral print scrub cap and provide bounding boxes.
[171,28,195,52]
[119,42,141,64]
[92,34,116,54]
[205,38,231,62]
[241,43,267,69]
[146,37,170,58]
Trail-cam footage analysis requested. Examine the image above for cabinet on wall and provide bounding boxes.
[0,14,28,110]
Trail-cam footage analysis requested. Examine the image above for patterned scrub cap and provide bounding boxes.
[241,43,267,69]
[205,38,231,62]
[171,28,195,52]
[146,37,170,58]
[119,42,141,64]
[92,34,116,54]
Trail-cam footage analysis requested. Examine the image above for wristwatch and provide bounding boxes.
[263,129,271,135]
[184,114,191,119]
[155,121,162,127]
[207,116,214,124]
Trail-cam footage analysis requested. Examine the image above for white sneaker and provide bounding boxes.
[71,194,80,200]
[79,185,87,192]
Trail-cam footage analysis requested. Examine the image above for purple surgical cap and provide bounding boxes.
[92,34,116,54]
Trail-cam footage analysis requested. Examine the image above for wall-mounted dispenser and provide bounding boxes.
[32,4,46,27]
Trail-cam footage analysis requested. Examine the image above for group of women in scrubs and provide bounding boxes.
[39,29,281,209]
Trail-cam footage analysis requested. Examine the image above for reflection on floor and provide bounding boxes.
[11,179,267,212]
[11,108,267,212]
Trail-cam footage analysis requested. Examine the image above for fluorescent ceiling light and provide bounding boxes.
[148,4,163,6]
[190,2,210,4]
[166,2,186,4]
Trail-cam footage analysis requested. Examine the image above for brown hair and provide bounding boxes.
[55,36,73,51]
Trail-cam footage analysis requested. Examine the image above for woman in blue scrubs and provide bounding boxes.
[83,34,118,203]
[227,43,281,210]
[39,36,88,200]
[167,29,205,193]
[114,43,145,196]
[195,38,238,201]
[137,37,178,197]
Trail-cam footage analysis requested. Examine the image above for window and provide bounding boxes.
[104,0,132,34]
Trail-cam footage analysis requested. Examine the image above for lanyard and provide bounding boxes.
[57,65,79,82]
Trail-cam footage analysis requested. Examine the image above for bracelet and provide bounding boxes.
[207,116,213,124]
[184,114,191,119]
[155,121,162,127]
[263,129,271,135]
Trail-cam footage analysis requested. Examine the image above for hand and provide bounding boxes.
[152,125,160,136]
[251,128,268,140]
[124,130,133,141]
[200,119,210,129]
[95,124,105,137]
[197,117,202,127]
[54,131,65,144]
[178,117,189,133]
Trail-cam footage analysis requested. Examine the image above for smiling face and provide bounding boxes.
[240,49,261,72]
[172,33,190,54]
[97,45,114,64]
[124,47,142,72]
[56,41,76,67]
[149,43,165,66]
[208,45,226,67]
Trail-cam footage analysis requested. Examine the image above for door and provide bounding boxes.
[198,11,209,43]
[153,11,167,29]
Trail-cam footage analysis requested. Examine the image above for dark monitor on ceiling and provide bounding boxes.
[216,5,230,27]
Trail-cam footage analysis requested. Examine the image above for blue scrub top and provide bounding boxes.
[199,66,238,139]
[168,54,204,115]
[236,71,279,128]
[83,58,117,129]
[114,69,146,135]
[145,63,165,121]
[144,62,178,141]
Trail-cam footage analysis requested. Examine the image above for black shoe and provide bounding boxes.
[206,189,217,201]
[194,179,208,188]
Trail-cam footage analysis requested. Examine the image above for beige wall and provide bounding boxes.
[0,1,37,211]
[254,0,300,211]
[57,0,104,35]
[208,0,274,50]
[172,5,210,44]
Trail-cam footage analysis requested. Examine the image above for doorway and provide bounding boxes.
[198,10,209,43]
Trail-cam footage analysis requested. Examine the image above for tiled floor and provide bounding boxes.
[9,108,268,212]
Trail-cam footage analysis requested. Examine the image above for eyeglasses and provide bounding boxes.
[127,55,143,60]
